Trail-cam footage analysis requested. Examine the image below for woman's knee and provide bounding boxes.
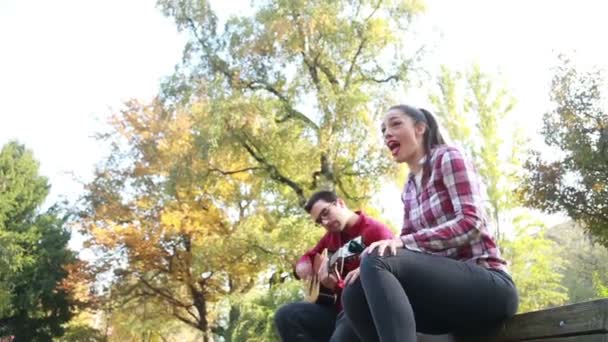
[360,248,418,278]
[359,251,390,276]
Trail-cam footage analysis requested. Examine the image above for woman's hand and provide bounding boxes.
[365,238,404,257]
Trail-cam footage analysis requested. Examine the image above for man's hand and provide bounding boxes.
[365,238,404,257]
[317,253,338,289]
[343,267,360,286]
[295,261,312,279]
[320,273,338,289]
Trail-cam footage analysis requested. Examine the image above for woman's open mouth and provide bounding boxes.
[387,140,400,156]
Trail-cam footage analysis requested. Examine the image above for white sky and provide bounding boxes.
[0,0,186,204]
[1,0,606,241]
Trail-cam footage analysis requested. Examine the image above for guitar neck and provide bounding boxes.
[328,250,342,268]
[327,236,364,268]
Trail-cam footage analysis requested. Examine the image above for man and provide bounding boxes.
[274,190,394,342]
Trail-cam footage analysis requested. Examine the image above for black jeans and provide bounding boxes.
[342,249,518,342]
[274,302,360,342]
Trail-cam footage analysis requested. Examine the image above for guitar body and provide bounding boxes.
[304,281,337,306]
[303,249,338,306]
[302,237,366,306]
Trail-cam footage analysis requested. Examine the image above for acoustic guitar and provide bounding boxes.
[303,237,365,306]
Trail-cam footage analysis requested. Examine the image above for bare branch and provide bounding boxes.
[336,176,367,202]
[238,134,306,206]
[173,309,199,330]
[367,74,400,83]
[245,80,318,129]
[183,16,318,130]
[344,1,386,89]
[209,167,262,175]
[138,275,191,309]
[317,61,340,88]
[233,237,278,255]
[345,35,367,89]
[364,0,383,23]
[302,53,322,93]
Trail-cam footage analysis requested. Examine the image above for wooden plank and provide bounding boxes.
[525,334,608,342]
[415,332,608,342]
[418,300,608,341]
[417,334,455,342]
[493,299,608,341]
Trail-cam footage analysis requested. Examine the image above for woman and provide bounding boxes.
[341,105,518,342]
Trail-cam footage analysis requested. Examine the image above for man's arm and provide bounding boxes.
[294,233,330,279]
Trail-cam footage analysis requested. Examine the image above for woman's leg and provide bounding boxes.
[329,311,361,342]
[341,279,380,342]
[353,249,518,342]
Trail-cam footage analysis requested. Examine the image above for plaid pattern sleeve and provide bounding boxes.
[400,146,507,271]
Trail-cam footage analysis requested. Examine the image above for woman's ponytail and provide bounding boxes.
[419,108,445,149]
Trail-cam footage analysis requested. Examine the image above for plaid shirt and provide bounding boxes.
[400,145,508,273]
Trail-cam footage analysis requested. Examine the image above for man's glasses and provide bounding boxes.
[315,201,336,225]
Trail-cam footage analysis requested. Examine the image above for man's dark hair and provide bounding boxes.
[304,190,338,213]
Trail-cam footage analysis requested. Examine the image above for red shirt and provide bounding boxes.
[400,145,508,273]
[297,211,394,310]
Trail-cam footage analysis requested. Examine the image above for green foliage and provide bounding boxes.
[0,142,49,230]
[547,221,608,302]
[0,142,50,320]
[219,279,302,342]
[521,56,608,248]
[0,231,20,318]
[501,214,568,312]
[156,0,425,206]
[102,293,203,342]
[429,65,473,150]
[58,318,105,342]
[593,272,608,298]
[430,64,520,240]
[0,141,76,341]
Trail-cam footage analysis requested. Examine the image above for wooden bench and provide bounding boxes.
[417,299,608,342]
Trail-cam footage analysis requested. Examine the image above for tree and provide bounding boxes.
[80,100,330,340]
[0,141,77,341]
[57,310,105,342]
[157,0,425,203]
[521,57,608,247]
[546,221,608,303]
[430,65,569,312]
[0,231,20,319]
[102,292,203,342]
[593,273,608,298]
[429,65,473,151]
[501,215,568,312]
[431,64,519,241]
[81,0,425,339]
[80,102,267,340]
[220,279,302,342]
